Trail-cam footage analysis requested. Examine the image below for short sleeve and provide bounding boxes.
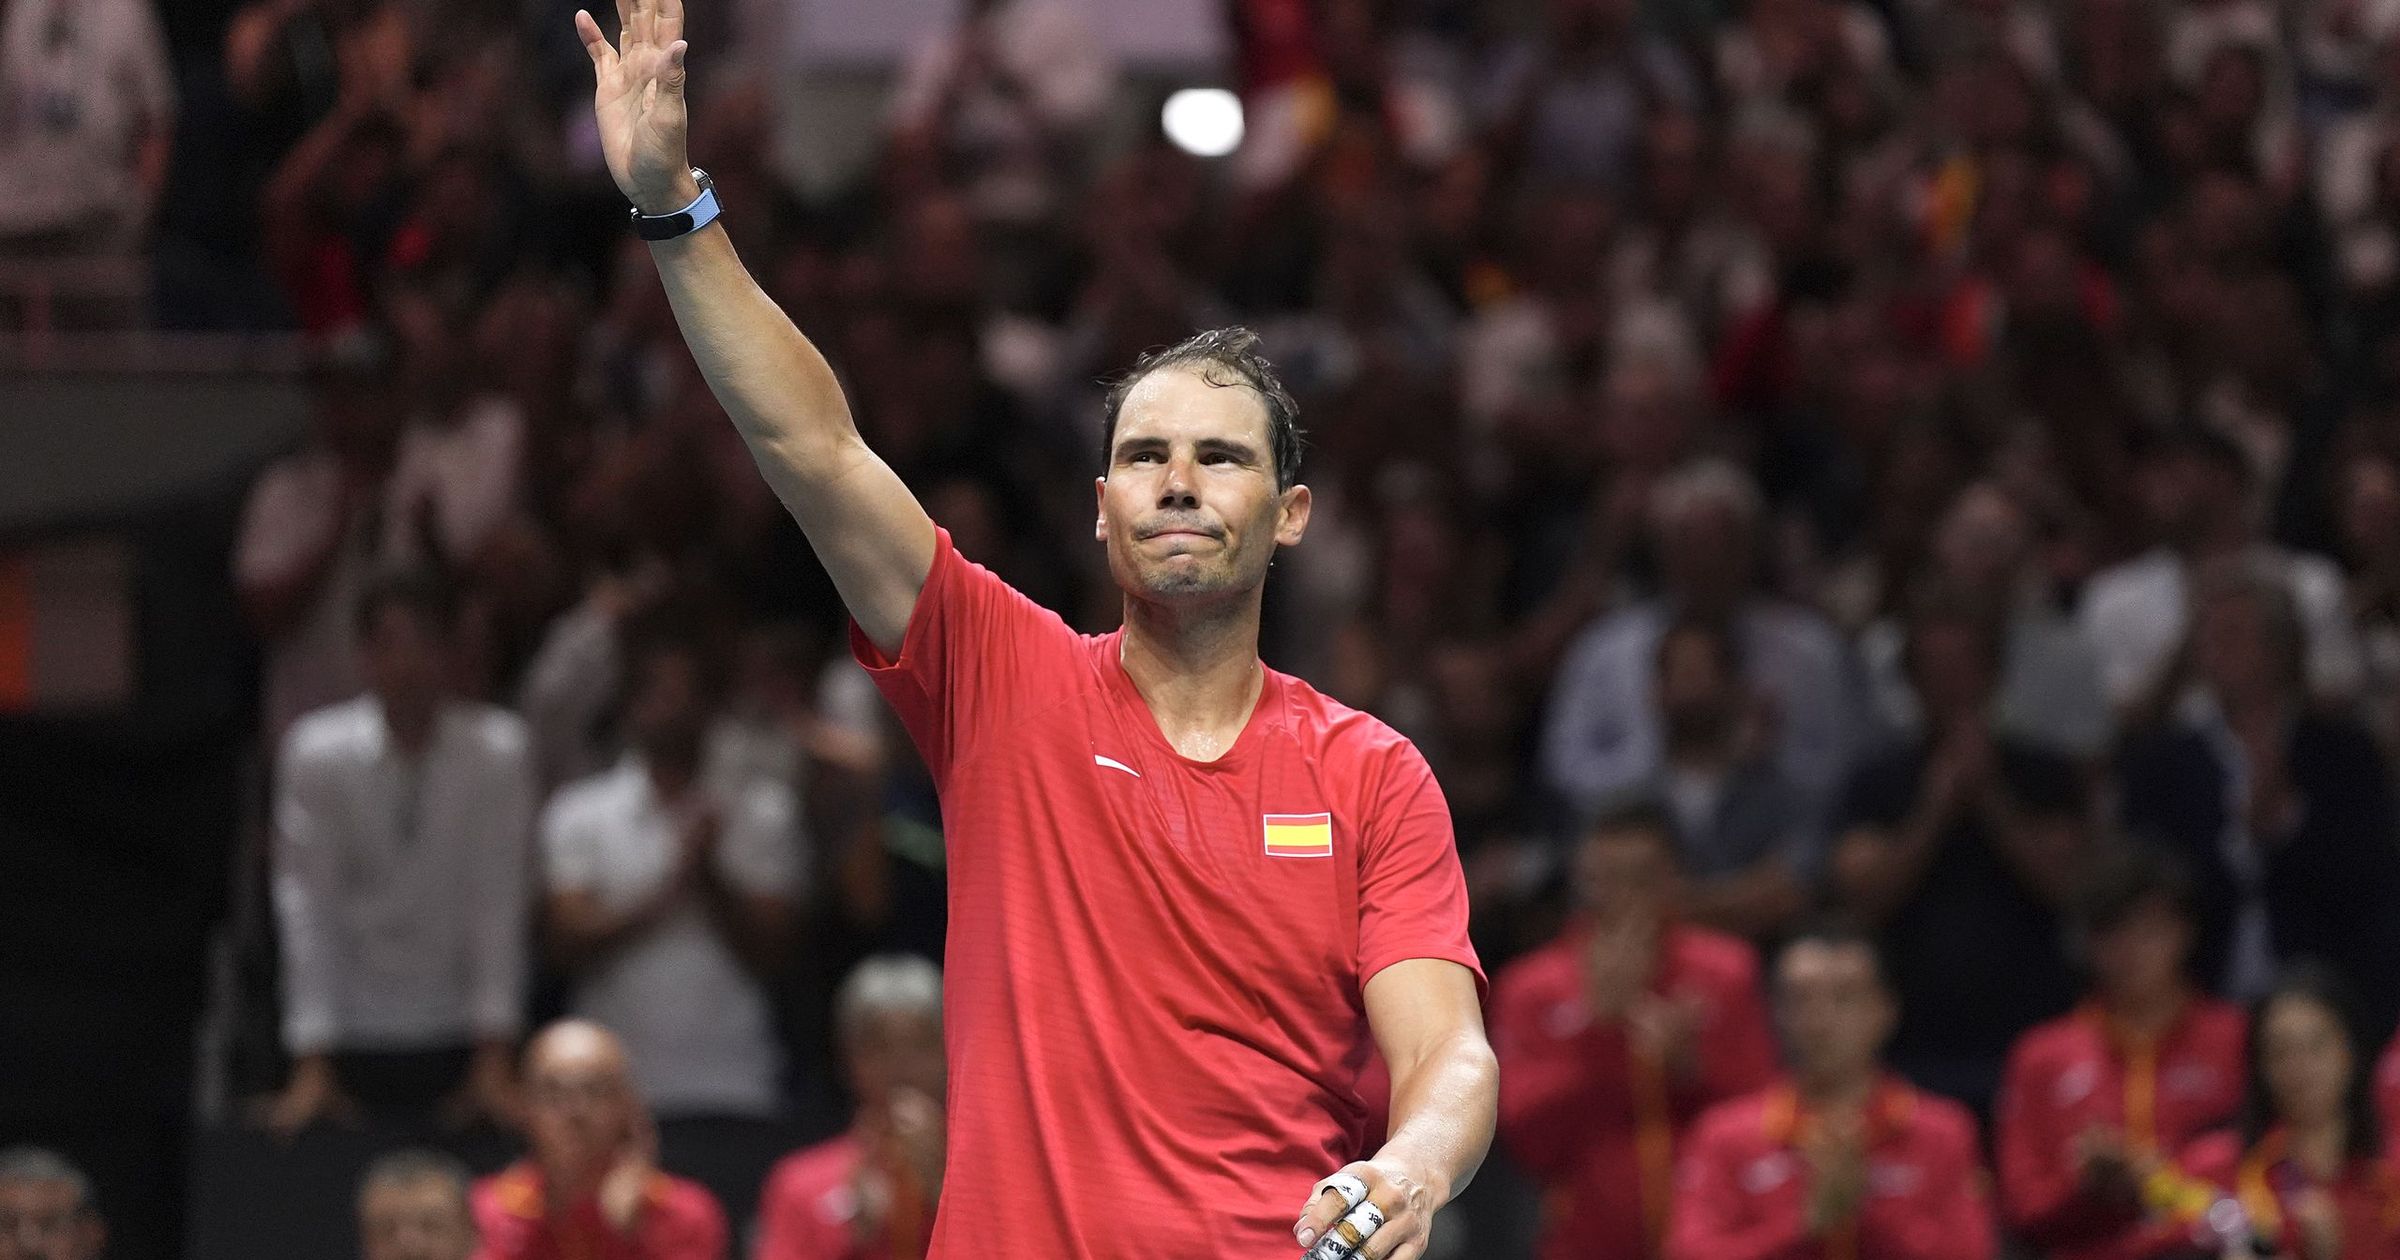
[850,527,1082,782]
[717,782,803,900]
[1355,739,1485,996]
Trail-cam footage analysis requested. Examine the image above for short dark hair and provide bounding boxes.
[359,1148,473,1205]
[1100,327,1306,492]
[2239,962,2382,1161]
[353,568,458,639]
[1777,916,1891,990]
[2071,844,2196,939]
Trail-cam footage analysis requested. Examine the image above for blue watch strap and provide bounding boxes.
[630,170,721,241]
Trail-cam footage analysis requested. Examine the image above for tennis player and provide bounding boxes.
[575,2,1497,1255]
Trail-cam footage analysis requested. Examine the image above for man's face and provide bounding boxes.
[1095,367,1308,607]
[524,1057,634,1182]
[1656,628,1737,748]
[1574,827,1677,921]
[1907,620,1995,727]
[362,606,451,716]
[1934,486,2030,594]
[0,1177,101,1260]
[359,1177,475,1260]
[2088,898,2192,1003]
[846,1007,945,1111]
[625,649,709,762]
[1776,940,1895,1084]
[1656,503,1754,615]
[2260,994,2352,1132]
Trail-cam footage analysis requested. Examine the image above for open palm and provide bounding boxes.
[574,0,693,213]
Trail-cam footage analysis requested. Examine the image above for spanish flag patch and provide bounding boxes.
[1263,812,1334,858]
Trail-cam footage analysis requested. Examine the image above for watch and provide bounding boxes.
[629,168,720,241]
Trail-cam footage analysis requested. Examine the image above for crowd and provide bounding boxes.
[16,0,2400,1253]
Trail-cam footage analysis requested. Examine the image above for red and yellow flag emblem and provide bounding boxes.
[1263,812,1333,858]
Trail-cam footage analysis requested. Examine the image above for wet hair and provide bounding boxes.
[2238,962,2382,1162]
[353,568,458,639]
[1100,327,1306,492]
[0,1147,93,1216]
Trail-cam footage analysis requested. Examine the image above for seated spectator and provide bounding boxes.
[1493,803,1777,1260]
[1833,590,2089,1116]
[1621,618,1819,942]
[2180,966,2400,1260]
[1860,481,2112,759]
[0,0,173,254]
[264,570,533,1137]
[359,1149,478,1260]
[0,1147,103,1260]
[758,956,946,1260]
[542,620,802,1122]
[2080,427,2363,722]
[472,1021,726,1260]
[1667,924,1995,1260]
[2118,560,2400,1039]
[1545,458,1866,821]
[1996,847,2246,1260]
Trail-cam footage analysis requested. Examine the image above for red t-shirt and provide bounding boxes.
[851,529,1483,1258]
[1667,1077,1996,1260]
[1494,921,1778,1260]
[469,1161,725,1260]
[1995,997,2247,1260]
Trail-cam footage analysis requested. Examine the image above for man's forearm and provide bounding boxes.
[648,225,860,490]
[1376,1032,1499,1205]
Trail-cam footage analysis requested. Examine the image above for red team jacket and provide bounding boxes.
[851,530,1482,1259]
[2181,1130,2400,1260]
[1667,1077,1995,1260]
[1494,921,1778,1260]
[469,1161,725,1260]
[1996,998,2247,1260]
[754,1133,933,1260]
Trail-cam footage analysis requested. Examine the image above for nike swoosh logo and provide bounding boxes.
[1094,755,1141,778]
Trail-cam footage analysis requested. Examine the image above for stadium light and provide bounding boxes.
[1161,88,1243,158]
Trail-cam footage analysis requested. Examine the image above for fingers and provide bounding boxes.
[663,40,688,96]
[1357,1213,1426,1260]
[627,0,652,49]
[1295,1187,1352,1249]
[655,0,683,50]
[574,8,613,68]
[614,0,636,47]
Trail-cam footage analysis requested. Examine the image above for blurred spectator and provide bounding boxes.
[0,0,174,252]
[2081,428,2364,721]
[1860,482,2112,759]
[1995,847,2246,1260]
[541,620,802,1122]
[238,331,408,741]
[885,0,1114,229]
[757,956,945,1260]
[1667,926,1995,1260]
[1831,589,2089,1115]
[358,1149,477,1260]
[2118,560,2400,1039]
[1477,0,1699,192]
[470,1021,727,1260]
[2179,966,2400,1260]
[0,1147,104,1260]
[263,570,533,1137]
[1544,458,1866,820]
[2334,451,2400,753]
[1620,619,1818,941]
[1492,803,1776,1260]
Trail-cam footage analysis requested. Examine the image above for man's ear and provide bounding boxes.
[1275,483,1312,547]
[1093,477,1108,543]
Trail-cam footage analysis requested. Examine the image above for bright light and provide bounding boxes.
[1162,88,1243,158]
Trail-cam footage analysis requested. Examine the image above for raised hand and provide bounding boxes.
[574,0,698,214]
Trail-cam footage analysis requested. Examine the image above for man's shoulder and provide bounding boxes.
[445,701,531,759]
[281,696,380,764]
[1687,1085,1780,1151]
[764,1132,863,1203]
[1666,924,1762,988]
[1900,1083,1982,1150]
[547,761,643,822]
[1271,668,1425,770]
[2007,1009,2101,1073]
[1493,935,1584,1005]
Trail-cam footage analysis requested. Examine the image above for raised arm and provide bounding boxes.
[575,0,934,652]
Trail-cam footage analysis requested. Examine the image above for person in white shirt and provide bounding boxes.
[264,570,535,1137]
[2079,427,2363,723]
[542,620,803,1121]
[0,0,174,251]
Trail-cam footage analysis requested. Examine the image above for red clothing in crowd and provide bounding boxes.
[755,1133,933,1260]
[1996,998,2247,1260]
[851,529,1483,1259]
[2181,1131,2400,1260]
[469,1161,725,1260]
[1667,1077,1995,1260]
[1494,921,1779,1260]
